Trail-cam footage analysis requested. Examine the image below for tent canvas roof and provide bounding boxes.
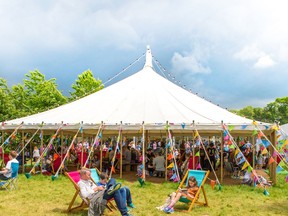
[4,48,269,131]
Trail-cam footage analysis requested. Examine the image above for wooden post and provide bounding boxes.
[2,130,4,166]
[22,131,25,173]
[60,131,64,173]
[270,130,277,184]
[252,135,255,169]
[220,131,224,184]
[100,138,103,172]
[81,131,84,168]
[40,129,43,174]
[120,131,123,179]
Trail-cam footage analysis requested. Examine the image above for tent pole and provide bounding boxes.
[40,129,43,174]
[60,131,64,173]
[120,126,123,179]
[270,131,277,184]
[81,131,84,168]
[100,138,103,172]
[252,135,255,169]
[22,130,25,173]
[1,130,4,166]
[220,130,223,184]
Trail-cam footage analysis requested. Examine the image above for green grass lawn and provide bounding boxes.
[0,174,287,216]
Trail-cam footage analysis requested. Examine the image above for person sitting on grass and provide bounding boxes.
[0,150,19,180]
[163,176,199,214]
[97,172,135,216]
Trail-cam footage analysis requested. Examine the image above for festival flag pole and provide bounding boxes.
[193,123,221,190]
[25,123,63,179]
[222,123,267,192]
[138,123,146,186]
[167,124,181,183]
[254,122,288,167]
[52,124,82,181]
[83,123,104,168]
[17,122,44,155]
[0,122,24,149]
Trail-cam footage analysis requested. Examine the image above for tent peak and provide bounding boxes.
[144,45,153,68]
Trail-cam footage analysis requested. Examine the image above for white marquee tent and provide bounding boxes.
[3,47,270,133]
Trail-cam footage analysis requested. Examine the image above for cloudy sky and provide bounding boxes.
[0,0,287,109]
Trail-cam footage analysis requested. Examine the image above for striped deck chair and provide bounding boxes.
[90,168,117,212]
[178,169,210,212]
[65,170,116,213]
[0,162,19,190]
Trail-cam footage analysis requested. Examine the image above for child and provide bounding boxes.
[162,176,199,213]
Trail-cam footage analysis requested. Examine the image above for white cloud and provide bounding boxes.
[254,55,276,69]
[171,52,211,74]
[233,45,264,61]
[234,45,276,69]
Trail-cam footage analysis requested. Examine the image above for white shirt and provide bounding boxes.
[4,158,19,178]
[78,179,98,200]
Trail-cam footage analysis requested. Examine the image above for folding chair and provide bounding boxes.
[0,162,19,190]
[178,169,210,212]
[65,170,117,213]
[65,170,88,212]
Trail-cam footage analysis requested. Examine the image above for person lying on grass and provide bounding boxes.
[157,176,199,214]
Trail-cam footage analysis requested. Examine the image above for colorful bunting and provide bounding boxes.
[268,157,275,165]
[228,125,234,131]
[241,162,249,170]
[247,166,253,173]
[241,125,248,130]
[252,130,258,136]
[262,148,268,155]
[181,123,186,129]
[262,140,270,148]
[167,163,174,169]
[210,180,216,190]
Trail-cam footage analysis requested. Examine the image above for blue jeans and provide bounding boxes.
[103,178,132,216]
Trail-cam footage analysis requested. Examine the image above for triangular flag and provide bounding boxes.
[241,125,248,130]
[111,166,116,173]
[228,125,234,131]
[272,151,278,157]
[196,163,201,169]
[167,153,173,160]
[262,148,268,155]
[195,151,200,156]
[276,165,283,173]
[247,166,253,173]
[268,157,275,165]
[167,163,174,169]
[194,131,199,138]
[181,123,185,129]
[257,132,264,138]
[234,149,240,156]
[210,180,216,190]
[241,161,249,170]
[262,140,270,148]
[252,130,258,136]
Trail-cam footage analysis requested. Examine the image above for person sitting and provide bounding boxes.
[78,169,107,216]
[153,152,165,177]
[163,176,199,213]
[0,150,19,180]
[97,172,135,216]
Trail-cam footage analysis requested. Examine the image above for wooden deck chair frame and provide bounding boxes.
[65,170,88,212]
[177,169,210,212]
[0,162,19,190]
[65,169,117,213]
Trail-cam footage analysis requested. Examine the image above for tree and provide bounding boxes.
[23,70,67,112]
[0,78,15,121]
[70,69,103,100]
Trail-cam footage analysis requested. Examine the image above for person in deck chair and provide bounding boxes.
[78,169,108,216]
[97,172,135,216]
[0,150,19,180]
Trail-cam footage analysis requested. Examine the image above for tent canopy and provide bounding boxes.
[4,47,270,131]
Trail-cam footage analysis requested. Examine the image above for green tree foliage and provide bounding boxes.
[0,70,67,121]
[70,69,103,100]
[0,78,16,121]
[233,96,288,124]
[22,70,67,112]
